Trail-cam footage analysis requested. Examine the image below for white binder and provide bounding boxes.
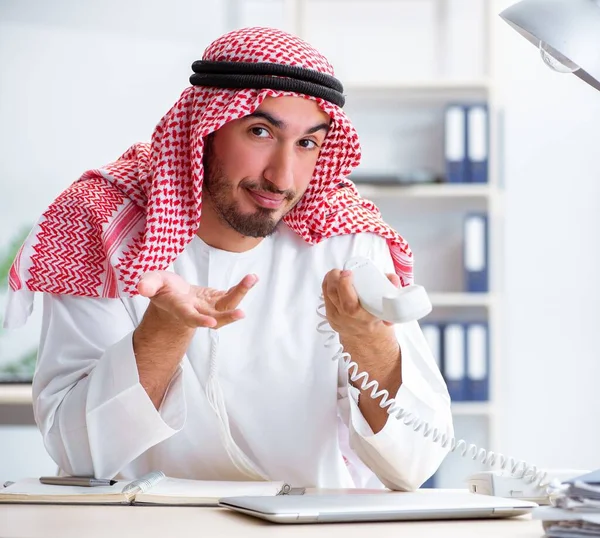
[467,105,489,183]
[464,213,488,292]
[466,323,489,401]
[443,324,466,401]
[444,105,467,183]
[421,323,442,370]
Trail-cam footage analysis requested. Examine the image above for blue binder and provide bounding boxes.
[467,104,489,184]
[421,323,443,372]
[444,104,468,183]
[463,213,488,293]
[466,323,489,401]
[422,474,437,488]
[442,323,466,402]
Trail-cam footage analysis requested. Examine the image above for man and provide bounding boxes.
[6,27,452,490]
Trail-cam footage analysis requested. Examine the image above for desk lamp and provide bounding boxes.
[499,0,600,92]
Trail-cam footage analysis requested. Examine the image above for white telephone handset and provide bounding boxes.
[317,256,584,504]
[343,257,432,323]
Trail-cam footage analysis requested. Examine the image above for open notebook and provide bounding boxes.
[0,472,303,506]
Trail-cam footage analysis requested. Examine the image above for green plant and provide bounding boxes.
[0,226,37,379]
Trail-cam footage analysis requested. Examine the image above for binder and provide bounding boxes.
[421,323,443,371]
[466,323,489,401]
[467,104,489,184]
[443,324,466,401]
[463,213,488,293]
[444,105,468,183]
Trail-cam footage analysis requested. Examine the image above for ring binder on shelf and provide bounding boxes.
[467,104,489,184]
[445,104,468,183]
[463,213,489,293]
[466,322,489,401]
[443,323,466,402]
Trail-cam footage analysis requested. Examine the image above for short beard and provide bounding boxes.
[202,138,298,238]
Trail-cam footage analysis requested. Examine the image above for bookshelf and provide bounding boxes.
[260,0,503,488]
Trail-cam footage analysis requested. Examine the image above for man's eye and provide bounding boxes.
[299,139,318,149]
[250,127,270,137]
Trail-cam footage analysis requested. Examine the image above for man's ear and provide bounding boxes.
[202,133,215,170]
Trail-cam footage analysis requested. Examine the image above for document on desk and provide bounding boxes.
[533,469,600,537]
[0,471,303,506]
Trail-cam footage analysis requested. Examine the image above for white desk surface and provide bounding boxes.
[1,504,543,538]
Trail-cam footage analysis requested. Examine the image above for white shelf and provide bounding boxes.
[0,384,32,405]
[355,183,494,199]
[429,293,493,308]
[451,402,494,416]
[346,79,492,93]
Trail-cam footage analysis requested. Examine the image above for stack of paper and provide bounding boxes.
[535,470,600,537]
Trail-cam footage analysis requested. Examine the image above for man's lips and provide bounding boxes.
[246,189,286,209]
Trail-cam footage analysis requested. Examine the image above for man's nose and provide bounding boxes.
[263,146,294,192]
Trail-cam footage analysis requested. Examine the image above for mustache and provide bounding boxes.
[241,180,296,201]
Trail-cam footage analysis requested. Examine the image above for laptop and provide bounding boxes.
[218,489,537,524]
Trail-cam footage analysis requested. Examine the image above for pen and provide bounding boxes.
[39,476,117,487]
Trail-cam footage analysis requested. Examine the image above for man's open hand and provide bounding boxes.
[137,271,258,329]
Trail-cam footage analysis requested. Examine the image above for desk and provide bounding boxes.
[1,505,543,538]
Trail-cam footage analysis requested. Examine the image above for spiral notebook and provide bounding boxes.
[0,472,303,506]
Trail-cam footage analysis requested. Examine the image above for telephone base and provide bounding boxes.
[467,469,589,505]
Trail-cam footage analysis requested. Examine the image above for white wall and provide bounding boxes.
[495,0,600,471]
[0,0,227,248]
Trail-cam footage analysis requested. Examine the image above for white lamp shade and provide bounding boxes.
[500,0,600,92]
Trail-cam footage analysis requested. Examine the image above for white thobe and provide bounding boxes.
[33,224,453,490]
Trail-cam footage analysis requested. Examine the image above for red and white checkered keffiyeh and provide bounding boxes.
[5,27,413,328]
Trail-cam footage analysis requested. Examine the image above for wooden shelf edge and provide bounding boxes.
[0,384,32,405]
